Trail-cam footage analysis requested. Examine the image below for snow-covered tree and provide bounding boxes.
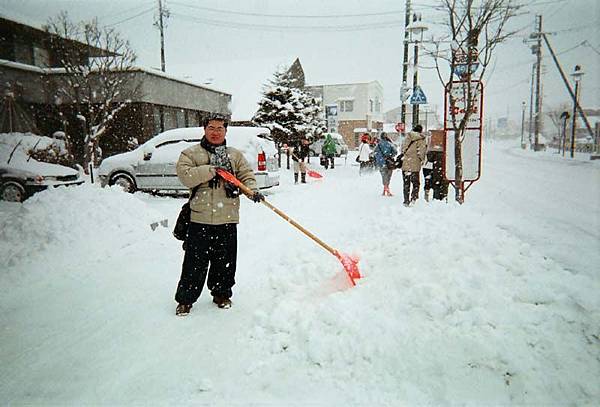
[252,67,325,154]
[44,12,141,171]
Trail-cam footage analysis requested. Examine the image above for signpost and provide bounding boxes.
[409,85,428,105]
[443,79,484,198]
[444,80,483,129]
[453,47,480,79]
[325,104,338,133]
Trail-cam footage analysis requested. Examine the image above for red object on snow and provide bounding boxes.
[216,168,361,285]
[307,169,323,179]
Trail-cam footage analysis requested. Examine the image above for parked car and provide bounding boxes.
[309,133,349,157]
[0,161,84,202]
[98,126,280,193]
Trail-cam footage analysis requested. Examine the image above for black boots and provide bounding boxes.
[294,173,307,184]
[212,296,232,309]
[176,303,192,316]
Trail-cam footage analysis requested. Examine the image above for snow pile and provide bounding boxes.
[0,184,166,270]
[244,197,599,405]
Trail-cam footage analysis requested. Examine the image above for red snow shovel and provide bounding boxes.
[291,153,323,179]
[216,169,360,285]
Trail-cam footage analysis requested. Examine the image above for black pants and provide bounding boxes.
[175,222,237,305]
[403,171,420,203]
[323,154,334,169]
[423,168,433,191]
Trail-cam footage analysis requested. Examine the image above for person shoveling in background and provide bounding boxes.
[173,114,264,316]
[290,137,310,184]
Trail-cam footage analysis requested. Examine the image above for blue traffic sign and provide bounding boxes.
[410,86,427,105]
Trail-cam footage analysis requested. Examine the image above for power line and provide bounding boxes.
[582,40,600,56]
[99,2,149,21]
[169,12,405,32]
[169,0,405,19]
[105,7,155,27]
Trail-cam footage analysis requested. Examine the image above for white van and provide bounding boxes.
[98,126,280,193]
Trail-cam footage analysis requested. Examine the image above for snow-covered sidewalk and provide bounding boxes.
[1,140,598,405]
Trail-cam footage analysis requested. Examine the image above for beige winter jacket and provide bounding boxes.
[401,131,427,173]
[176,144,257,225]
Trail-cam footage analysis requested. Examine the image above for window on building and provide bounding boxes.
[369,99,373,113]
[375,98,381,113]
[176,109,185,128]
[340,100,353,112]
[163,108,177,130]
[33,46,49,67]
[14,40,33,65]
[187,111,200,127]
[153,106,163,134]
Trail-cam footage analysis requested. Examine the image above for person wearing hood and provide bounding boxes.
[356,133,372,175]
[373,132,398,196]
[321,133,337,169]
[401,124,427,206]
[173,114,264,316]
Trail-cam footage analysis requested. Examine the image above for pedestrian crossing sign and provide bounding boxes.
[410,86,428,105]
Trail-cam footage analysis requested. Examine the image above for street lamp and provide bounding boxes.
[570,65,584,158]
[520,101,526,149]
[407,13,428,128]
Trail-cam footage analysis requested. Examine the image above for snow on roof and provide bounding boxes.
[0,59,46,73]
[130,67,231,96]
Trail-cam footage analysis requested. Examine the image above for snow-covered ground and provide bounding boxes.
[1,140,598,405]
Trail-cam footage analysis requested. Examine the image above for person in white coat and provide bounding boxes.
[356,134,372,175]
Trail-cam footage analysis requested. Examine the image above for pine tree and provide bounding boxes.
[252,67,325,148]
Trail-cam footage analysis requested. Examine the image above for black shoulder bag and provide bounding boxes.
[395,138,415,170]
[173,185,201,241]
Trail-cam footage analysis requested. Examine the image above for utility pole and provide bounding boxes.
[158,0,166,72]
[400,0,411,131]
[520,101,526,149]
[412,28,420,127]
[528,63,534,147]
[533,15,543,151]
[541,33,595,139]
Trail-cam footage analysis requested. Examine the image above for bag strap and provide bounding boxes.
[188,184,201,203]
[401,138,415,156]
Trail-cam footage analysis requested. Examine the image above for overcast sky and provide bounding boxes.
[1,0,598,125]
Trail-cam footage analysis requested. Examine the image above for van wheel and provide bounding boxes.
[109,173,136,193]
[0,181,26,202]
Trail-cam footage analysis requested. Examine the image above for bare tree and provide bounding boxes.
[546,103,571,152]
[430,0,521,203]
[44,11,140,171]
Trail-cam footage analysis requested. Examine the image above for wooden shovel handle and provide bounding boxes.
[216,169,338,257]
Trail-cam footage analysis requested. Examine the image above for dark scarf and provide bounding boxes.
[200,137,240,198]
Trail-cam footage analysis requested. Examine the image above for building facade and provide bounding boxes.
[0,16,231,162]
[305,81,384,149]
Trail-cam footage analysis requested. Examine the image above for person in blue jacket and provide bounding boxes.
[373,132,398,196]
